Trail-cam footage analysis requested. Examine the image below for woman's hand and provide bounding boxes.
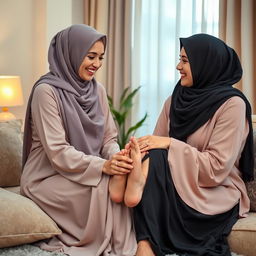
[102,150,133,175]
[137,135,171,152]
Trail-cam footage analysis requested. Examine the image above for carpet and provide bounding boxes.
[0,244,244,256]
[0,245,65,256]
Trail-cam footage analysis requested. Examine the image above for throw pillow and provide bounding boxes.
[0,120,23,187]
[228,212,256,256]
[246,130,256,211]
[0,188,62,248]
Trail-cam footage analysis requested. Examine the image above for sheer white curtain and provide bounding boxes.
[131,0,219,136]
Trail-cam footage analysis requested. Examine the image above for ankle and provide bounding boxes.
[136,240,155,256]
[138,240,151,247]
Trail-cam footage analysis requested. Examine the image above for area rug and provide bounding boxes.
[0,245,65,256]
[0,244,244,256]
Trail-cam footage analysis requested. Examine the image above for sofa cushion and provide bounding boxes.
[0,188,62,248]
[229,212,256,256]
[0,120,23,187]
[246,130,256,211]
[4,185,21,194]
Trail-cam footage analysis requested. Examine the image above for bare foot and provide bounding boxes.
[136,240,155,256]
[109,174,127,203]
[109,149,129,203]
[124,137,147,207]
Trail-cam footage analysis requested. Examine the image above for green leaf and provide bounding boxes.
[107,95,113,106]
[120,87,131,104]
[120,87,141,111]
[107,86,147,148]
[112,110,126,126]
[126,113,148,138]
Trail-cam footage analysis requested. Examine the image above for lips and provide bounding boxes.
[180,73,186,79]
[87,68,97,76]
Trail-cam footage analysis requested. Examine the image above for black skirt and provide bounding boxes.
[133,149,239,256]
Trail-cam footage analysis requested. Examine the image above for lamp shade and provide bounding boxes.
[0,76,24,107]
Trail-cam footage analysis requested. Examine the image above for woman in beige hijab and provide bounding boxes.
[21,24,136,256]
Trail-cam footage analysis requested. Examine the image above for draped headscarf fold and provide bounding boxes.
[169,33,254,181]
[23,24,106,167]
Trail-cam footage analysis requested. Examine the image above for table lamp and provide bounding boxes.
[0,76,24,121]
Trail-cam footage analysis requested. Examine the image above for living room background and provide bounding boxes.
[0,0,255,133]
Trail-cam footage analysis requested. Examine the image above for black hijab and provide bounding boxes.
[169,34,254,182]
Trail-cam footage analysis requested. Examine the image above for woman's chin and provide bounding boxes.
[180,81,193,87]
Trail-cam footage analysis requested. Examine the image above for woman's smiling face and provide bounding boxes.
[176,47,193,87]
[78,40,105,81]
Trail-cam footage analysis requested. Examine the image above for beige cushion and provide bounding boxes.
[4,185,21,194]
[229,212,256,256]
[0,188,62,248]
[252,115,256,129]
[245,130,256,211]
[0,120,23,187]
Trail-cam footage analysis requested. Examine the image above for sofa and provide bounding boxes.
[0,119,256,255]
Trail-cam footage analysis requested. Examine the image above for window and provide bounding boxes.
[131,0,219,136]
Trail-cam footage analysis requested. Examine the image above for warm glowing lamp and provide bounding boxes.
[0,76,24,121]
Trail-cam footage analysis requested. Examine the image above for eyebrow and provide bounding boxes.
[87,51,104,55]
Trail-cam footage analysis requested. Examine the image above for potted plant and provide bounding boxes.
[108,86,148,149]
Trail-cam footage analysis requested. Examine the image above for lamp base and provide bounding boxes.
[0,111,16,122]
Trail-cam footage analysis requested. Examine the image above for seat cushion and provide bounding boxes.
[0,188,61,248]
[228,212,256,256]
[4,185,20,194]
[0,120,23,187]
[245,130,256,212]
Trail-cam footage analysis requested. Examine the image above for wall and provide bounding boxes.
[0,0,84,122]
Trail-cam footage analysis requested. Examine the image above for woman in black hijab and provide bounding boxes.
[122,34,254,256]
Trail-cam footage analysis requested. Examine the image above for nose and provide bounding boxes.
[176,61,182,70]
[93,58,101,68]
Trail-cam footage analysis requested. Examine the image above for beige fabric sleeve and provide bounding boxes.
[169,97,248,187]
[153,96,248,187]
[31,84,106,186]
